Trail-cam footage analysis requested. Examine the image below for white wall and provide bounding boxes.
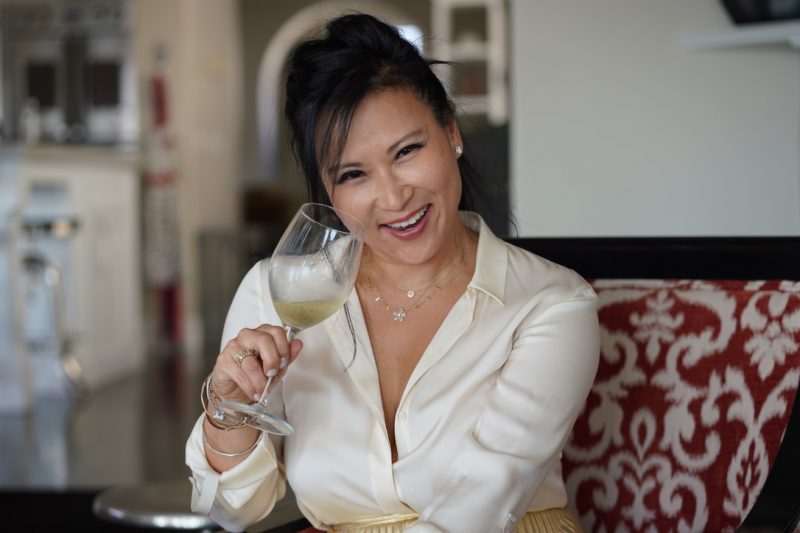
[510,0,800,236]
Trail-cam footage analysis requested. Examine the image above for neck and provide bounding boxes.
[362,224,467,290]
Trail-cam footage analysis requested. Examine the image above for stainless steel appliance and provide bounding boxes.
[1,0,137,145]
[22,217,86,398]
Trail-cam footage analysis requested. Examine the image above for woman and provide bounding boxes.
[186,13,599,533]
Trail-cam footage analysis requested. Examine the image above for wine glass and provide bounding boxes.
[219,203,364,436]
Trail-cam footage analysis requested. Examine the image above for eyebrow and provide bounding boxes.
[327,129,424,174]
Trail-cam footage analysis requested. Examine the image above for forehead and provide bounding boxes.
[342,88,435,148]
[354,87,429,123]
[317,87,443,180]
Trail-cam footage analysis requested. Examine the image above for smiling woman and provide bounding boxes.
[186,13,600,533]
[324,87,465,270]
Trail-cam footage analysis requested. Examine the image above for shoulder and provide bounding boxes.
[219,259,275,348]
[463,211,596,312]
[503,240,597,311]
[240,258,270,300]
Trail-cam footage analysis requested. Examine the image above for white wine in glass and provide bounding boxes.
[272,299,348,331]
[219,203,364,436]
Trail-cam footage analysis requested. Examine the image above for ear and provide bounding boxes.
[446,120,463,158]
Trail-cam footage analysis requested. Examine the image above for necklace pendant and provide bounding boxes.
[407,290,415,298]
[392,307,407,322]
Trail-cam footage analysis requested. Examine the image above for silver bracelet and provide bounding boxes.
[201,374,247,430]
[202,424,260,457]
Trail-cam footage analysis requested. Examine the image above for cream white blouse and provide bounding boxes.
[186,213,600,533]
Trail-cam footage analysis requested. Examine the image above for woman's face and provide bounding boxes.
[323,87,463,266]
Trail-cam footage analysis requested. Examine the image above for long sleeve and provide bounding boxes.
[407,296,600,533]
[185,261,287,532]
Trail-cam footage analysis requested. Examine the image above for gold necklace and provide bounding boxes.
[364,240,464,322]
[384,279,429,299]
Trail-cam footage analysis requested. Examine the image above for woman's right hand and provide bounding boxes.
[210,324,303,403]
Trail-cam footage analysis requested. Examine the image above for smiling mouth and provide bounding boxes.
[383,205,430,231]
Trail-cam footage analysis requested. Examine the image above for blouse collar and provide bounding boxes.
[460,211,507,306]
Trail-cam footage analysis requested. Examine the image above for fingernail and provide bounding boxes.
[267,368,278,377]
[279,357,288,369]
[253,394,261,402]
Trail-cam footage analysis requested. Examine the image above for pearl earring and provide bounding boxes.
[455,146,463,155]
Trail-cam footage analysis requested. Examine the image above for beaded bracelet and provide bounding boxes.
[200,374,247,431]
[202,422,260,457]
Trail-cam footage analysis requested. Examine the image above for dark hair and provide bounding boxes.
[284,12,489,217]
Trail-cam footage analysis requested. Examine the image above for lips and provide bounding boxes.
[380,204,432,240]
[383,205,430,230]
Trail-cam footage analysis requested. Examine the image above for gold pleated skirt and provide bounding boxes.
[329,507,581,532]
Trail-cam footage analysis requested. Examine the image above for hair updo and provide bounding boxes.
[284,12,486,214]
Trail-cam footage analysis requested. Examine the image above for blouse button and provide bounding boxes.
[398,410,408,421]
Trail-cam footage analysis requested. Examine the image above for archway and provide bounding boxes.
[256,1,422,182]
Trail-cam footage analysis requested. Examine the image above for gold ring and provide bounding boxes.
[232,349,257,368]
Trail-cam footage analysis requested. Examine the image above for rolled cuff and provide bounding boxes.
[185,414,284,511]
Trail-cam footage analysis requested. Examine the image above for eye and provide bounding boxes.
[396,142,424,160]
[336,169,364,184]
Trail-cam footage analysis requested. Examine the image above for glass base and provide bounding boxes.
[218,401,294,437]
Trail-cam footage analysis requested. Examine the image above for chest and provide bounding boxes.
[362,297,449,418]
[284,294,511,513]
[357,278,471,448]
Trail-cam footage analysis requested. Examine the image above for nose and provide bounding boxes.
[374,167,411,210]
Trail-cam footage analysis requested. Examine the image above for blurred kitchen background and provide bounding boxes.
[0,0,798,526]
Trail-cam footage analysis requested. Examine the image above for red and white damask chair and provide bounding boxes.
[563,279,800,532]
[523,237,800,533]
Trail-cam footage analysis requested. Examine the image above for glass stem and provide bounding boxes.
[257,325,299,406]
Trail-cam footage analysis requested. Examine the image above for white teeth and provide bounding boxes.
[387,206,428,230]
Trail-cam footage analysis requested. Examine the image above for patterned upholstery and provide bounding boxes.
[563,279,800,533]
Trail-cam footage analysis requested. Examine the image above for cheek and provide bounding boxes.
[451,171,463,203]
[433,158,462,202]
[330,196,355,218]
[330,187,370,227]
[405,153,454,191]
